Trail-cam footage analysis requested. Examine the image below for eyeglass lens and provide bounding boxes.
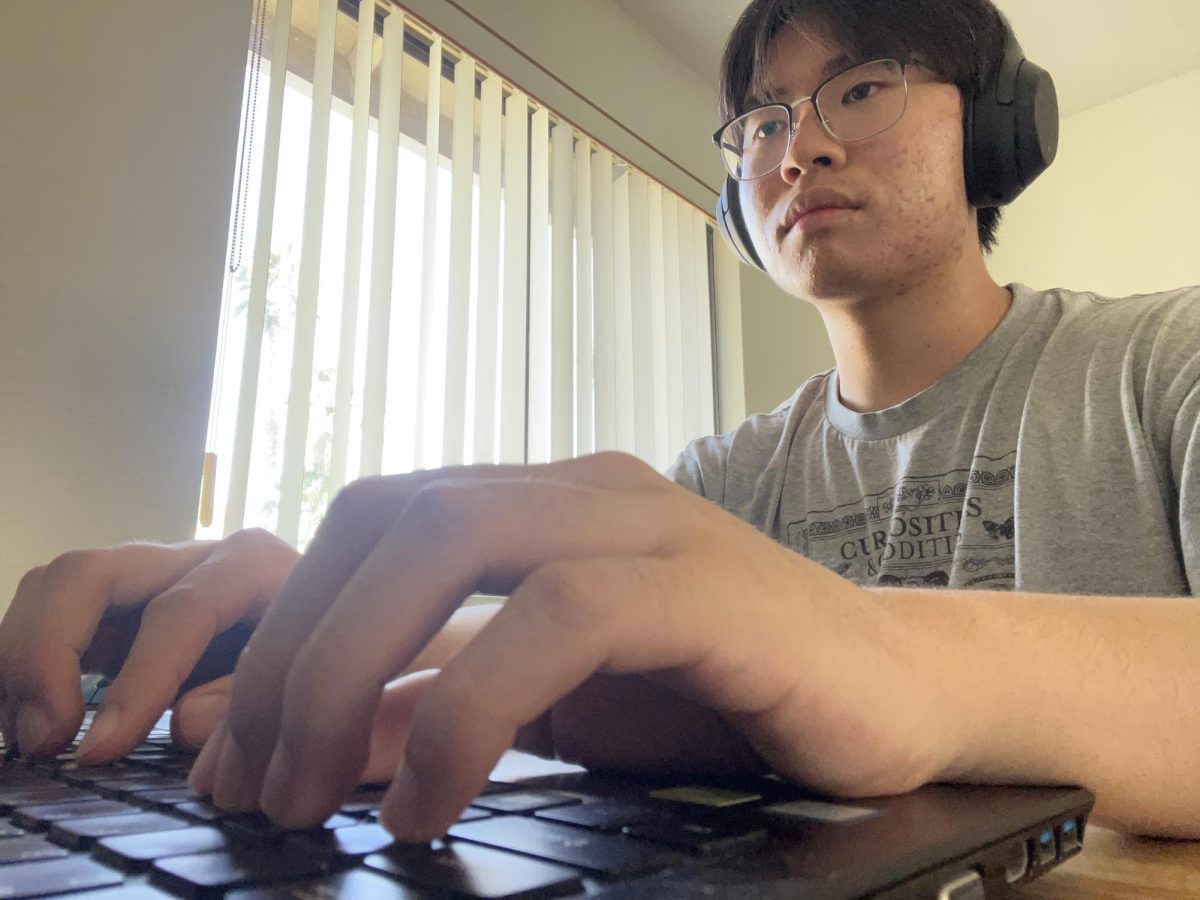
[719,59,907,180]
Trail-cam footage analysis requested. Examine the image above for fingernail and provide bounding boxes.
[77,707,120,761]
[212,733,260,813]
[16,705,51,757]
[380,765,426,841]
[260,746,296,822]
[188,719,228,795]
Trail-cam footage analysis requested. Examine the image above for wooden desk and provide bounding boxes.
[1008,827,1200,898]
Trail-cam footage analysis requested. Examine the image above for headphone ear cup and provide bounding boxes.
[716,176,766,271]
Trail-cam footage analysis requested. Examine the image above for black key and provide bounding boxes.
[172,801,235,823]
[459,808,492,823]
[149,847,325,898]
[222,813,285,843]
[449,816,673,877]
[130,787,199,808]
[533,801,659,833]
[0,786,98,813]
[0,834,70,864]
[57,886,175,898]
[0,855,123,897]
[366,841,582,899]
[288,823,396,860]
[470,792,580,815]
[47,886,174,899]
[62,766,142,788]
[95,777,188,798]
[225,868,425,899]
[0,823,24,839]
[621,818,768,856]
[13,799,141,830]
[49,811,190,850]
[94,826,230,873]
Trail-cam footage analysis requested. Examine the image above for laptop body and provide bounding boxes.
[0,707,1092,899]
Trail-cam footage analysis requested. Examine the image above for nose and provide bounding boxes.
[779,101,846,185]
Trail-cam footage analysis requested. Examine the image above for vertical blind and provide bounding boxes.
[201,0,719,548]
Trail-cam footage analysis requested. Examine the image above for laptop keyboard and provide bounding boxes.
[0,710,770,898]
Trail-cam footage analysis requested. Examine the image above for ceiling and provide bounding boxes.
[613,0,1200,118]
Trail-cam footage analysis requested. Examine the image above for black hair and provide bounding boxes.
[718,0,1010,254]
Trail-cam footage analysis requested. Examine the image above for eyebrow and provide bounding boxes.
[755,53,857,104]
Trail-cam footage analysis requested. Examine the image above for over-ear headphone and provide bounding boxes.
[715,17,1059,271]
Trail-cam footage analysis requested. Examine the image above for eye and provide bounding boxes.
[842,81,883,105]
[751,118,787,143]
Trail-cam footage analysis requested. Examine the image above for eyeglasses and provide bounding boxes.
[713,58,912,182]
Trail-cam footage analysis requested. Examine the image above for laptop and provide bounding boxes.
[0,700,1093,899]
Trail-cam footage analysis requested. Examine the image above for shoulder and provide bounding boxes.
[667,370,833,503]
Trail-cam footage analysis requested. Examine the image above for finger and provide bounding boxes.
[238,473,688,827]
[212,454,672,816]
[380,555,707,839]
[171,676,232,752]
[0,541,216,757]
[76,531,295,763]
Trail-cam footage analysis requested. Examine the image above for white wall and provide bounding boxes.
[0,1,251,605]
[988,67,1200,294]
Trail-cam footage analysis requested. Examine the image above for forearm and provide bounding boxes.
[876,587,1200,838]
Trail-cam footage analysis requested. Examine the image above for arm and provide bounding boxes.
[876,586,1200,838]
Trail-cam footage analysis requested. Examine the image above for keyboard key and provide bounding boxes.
[130,787,199,808]
[94,777,189,798]
[339,788,388,817]
[13,800,141,830]
[0,823,23,839]
[0,855,123,897]
[449,815,674,877]
[62,767,142,788]
[621,819,768,856]
[0,786,98,813]
[470,792,581,815]
[288,823,396,860]
[0,834,70,865]
[93,826,231,873]
[54,886,174,898]
[173,801,236,823]
[365,840,583,899]
[48,811,189,850]
[533,802,660,833]
[149,847,325,897]
[225,868,425,899]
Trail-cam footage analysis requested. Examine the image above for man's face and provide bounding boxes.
[742,24,977,303]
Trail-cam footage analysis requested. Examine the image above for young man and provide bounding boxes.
[2,0,1198,843]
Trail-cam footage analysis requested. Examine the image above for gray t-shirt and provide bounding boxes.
[668,284,1200,596]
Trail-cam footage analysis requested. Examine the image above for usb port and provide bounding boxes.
[1057,818,1081,856]
[1034,828,1057,866]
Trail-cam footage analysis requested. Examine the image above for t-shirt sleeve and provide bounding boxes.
[665,435,729,506]
[1172,378,1200,595]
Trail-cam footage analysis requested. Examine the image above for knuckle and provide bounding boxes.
[516,564,603,634]
[142,585,218,633]
[43,549,104,590]
[406,481,469,539]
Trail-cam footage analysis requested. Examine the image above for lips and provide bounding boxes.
[778,188,861,236]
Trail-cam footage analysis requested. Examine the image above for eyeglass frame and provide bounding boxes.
[712,55,924,182]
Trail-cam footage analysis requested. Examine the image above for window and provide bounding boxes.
[199,0,719,548]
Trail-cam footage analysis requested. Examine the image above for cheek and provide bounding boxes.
[876,127,969,257]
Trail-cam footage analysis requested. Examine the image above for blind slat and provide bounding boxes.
[550,122,575,462]
[628,171,655,464]
[573,137,594,457]
[677,203,700,445]
[328,0,376,496]
[359,10,405,478]
[499,91,529,464]
[590,149,616,452]
[276,0,339,546]
[662,193,685,458]
[223,0,293,535]
[472,74,503,464]
[526,108,551,464]
[611,169,635,453]
[647,182,670,471]
[694,219,716,437]
[413,37,445,470]
[442,55,476,466]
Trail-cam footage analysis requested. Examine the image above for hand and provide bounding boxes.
[0,529,298,763]
[190,452,958,840]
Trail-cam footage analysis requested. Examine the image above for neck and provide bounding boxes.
[816,251,1012,413]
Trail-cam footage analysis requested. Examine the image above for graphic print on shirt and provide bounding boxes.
[785,452,1017,589]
